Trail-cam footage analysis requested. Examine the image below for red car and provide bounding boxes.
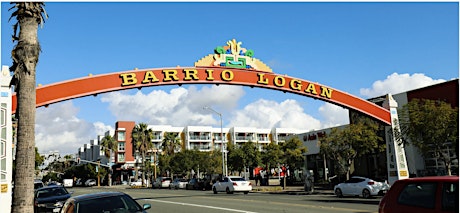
[379,176,458,213]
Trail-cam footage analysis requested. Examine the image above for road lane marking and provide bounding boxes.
[145,199,259,213]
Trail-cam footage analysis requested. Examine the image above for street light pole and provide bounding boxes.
[203,106,227,177]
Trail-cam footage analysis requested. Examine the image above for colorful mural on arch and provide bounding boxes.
[10,39,391,125]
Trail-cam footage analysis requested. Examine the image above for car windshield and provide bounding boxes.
[36,187,69,198]
[76,194,142,213]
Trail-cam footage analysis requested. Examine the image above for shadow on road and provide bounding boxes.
[309,198,381,205]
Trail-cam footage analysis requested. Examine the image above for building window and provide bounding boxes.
[117,131,126,141]
[118,142,125,151]
[117,153,125,162]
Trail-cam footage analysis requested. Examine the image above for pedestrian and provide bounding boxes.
[255,174,259,186]
[260,169,266,186]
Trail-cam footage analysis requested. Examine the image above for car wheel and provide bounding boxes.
[335,188,343,198]
[226,187,231,194]
[244,191,249,195]
[213,187,217,194]
[362,189,371,199]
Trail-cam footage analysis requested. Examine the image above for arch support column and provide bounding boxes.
[383,94,409,185]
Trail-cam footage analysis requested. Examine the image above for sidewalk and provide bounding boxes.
[251,184,334,195]
[105,183,335,195]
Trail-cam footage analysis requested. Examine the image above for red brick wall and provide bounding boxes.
[115,121,135,162]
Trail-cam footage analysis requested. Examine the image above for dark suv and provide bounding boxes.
[186,178,212,190]
[379,176,458,213]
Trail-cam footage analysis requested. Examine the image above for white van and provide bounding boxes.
[63,179,73,188]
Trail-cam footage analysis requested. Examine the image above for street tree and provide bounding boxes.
[8,2,47,212]
[280,137,307,170]
[100,134,117,160]
[227,142,244,174]
[100,134,117,185]
[158,154,172,177]
[240,140,262,175]
[227,141,261,176]
[200,150,222,176]
[35,147,44,170]
[320,119,384,180]
[132,123,154,185]
[261,142,283,172]
[399,98,459,175]
[169,149,199,177]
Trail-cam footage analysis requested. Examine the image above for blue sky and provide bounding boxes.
[1,2,458,155]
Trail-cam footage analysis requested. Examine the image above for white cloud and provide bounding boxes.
[35,101,113,155]
[100,85,245,126]
[318,103,349,128]
[360,73,446,98]
[228,99,321,130]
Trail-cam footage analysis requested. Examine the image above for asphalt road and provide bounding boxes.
[68,186,381,213]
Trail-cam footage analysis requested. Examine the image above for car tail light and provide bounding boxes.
[248,182,252,186]
[368,181,375,185]
[233,182,237,186]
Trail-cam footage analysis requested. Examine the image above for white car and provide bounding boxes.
[130,180,143,186]
[84,179,96,187]
[334,176,389,198]
[212,176,252,194]
[152,177,172,189]
[169,178,188,189]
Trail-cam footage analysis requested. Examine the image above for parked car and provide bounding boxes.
[84,179,97,187]
[169,178,188,189]
[378,176,458,213]
[186,178,212,190]
[212,176,252,194]
[334,176,389,198]
[130,180,142,186]
[59,191,151,213]
[152,177,172,189]
[34,185,71,213]
[34,179,44,190]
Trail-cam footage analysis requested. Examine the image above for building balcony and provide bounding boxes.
[189,136,211,140]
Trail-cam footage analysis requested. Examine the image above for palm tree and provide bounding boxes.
[162,132,181,155]
[100,134,117,186]
[100,134,117,160]
[9,2,47,212]
[132,123,153,186]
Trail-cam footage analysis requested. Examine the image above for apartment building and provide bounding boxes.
[95,122,305,181]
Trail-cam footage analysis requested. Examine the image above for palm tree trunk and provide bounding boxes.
[11,17,39,212]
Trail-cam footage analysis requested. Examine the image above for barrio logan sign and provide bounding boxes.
[119,68,334,99]
[10,39,392,125]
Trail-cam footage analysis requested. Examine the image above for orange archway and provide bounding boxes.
[11,66,391,125]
